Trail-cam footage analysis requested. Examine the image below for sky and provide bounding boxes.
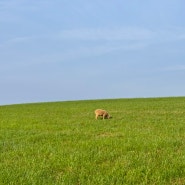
[1,0,185,105]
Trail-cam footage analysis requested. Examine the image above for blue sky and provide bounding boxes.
[1,0,185,105]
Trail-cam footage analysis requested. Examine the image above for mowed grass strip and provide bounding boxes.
[1,97,185,185]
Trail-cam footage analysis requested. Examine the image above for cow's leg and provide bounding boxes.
[96,114,98,119]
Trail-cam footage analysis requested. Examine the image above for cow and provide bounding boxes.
[94,109,111,120]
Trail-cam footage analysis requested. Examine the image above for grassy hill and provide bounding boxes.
[1,97,185,185]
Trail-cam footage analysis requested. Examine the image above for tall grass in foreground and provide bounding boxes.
[1,97,185,185]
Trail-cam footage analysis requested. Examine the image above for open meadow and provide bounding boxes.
[1,97,185,185]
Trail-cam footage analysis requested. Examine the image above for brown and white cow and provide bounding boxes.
[94,109,111,119]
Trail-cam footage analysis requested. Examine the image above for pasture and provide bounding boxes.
[1,97,185,184]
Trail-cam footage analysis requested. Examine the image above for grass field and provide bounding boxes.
[1,97,185,185]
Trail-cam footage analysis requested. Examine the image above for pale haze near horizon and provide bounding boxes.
[1,0,185,105]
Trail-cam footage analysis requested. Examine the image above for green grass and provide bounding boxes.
[1,97,185,185]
